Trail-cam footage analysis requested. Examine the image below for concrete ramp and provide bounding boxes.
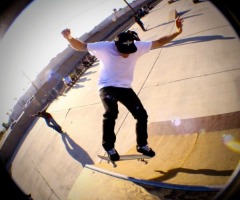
[68,128,240,199]
[95,129,240,187]
[67,167,159,200]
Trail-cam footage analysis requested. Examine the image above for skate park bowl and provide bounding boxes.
[1,0,240,200]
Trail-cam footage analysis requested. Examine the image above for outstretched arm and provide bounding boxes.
[151,16,184,50]
[61,28,88,51]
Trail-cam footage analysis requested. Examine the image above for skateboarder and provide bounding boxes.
[61,16,183,161]
[30,108,63,133]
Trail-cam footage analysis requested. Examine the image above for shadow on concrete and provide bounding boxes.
[164,35,235,47]
[78,77,91,83]
[59,93,67,97]
[148,12,203,31]
[81,70,97,77]
[177,9,192,17]
[71,84,84,89]
[61,133,94,166]
[63,87,72,94]
[63,83,84,93]
[153,168,234,182]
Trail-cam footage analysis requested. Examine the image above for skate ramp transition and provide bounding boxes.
[68,120,240,200]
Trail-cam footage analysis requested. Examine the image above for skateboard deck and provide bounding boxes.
[98,154,151,167]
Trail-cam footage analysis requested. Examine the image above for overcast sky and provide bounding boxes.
[0,0,130,124]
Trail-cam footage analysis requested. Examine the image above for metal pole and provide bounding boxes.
[21,70,39,92]
[21,70,53,98]
[123,0,136,14]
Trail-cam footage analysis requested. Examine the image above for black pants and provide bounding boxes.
[99,86,148,151]
[136,20,146,31]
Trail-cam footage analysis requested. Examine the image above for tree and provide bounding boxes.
[2,122,9,129]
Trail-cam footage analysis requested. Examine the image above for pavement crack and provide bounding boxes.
[32,161,61,200]
[144,67,240,89]
[179,133,200,168]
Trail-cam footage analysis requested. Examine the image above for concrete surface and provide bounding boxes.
[68,167,159,200]
[2,0,240,200]
[95,129,240,186]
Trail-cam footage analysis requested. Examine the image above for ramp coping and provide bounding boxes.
[85,164,222,192]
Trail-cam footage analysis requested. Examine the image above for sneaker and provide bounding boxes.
[107,148,120,161]
[137,145,155,157]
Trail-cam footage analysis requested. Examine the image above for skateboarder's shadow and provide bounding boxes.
[154,168,234,182]
[164,35,235,47]
[61,133,94,166]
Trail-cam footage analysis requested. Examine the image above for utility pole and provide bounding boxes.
[123,0,136,14]
[21,70,56,100]
[22,70,39,92]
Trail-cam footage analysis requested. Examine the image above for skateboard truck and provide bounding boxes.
[107,160,117,168]
[137,158,148,164]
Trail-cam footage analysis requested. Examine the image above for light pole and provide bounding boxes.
[21,70,39,92]
[123,0,136,14]
[22,70,57,101]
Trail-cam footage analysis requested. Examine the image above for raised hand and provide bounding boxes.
[61,28,72,39]
[175,16,184,34]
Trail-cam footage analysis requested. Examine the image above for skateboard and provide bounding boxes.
[98,154,151,167]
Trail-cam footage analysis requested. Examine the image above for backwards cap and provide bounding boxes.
[114,32,137,54]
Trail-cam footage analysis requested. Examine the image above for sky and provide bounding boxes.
[0,0,130,125]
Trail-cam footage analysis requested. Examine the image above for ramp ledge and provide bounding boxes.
[85,165,222,192]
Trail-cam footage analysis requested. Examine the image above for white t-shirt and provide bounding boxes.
[87,41,152,90]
